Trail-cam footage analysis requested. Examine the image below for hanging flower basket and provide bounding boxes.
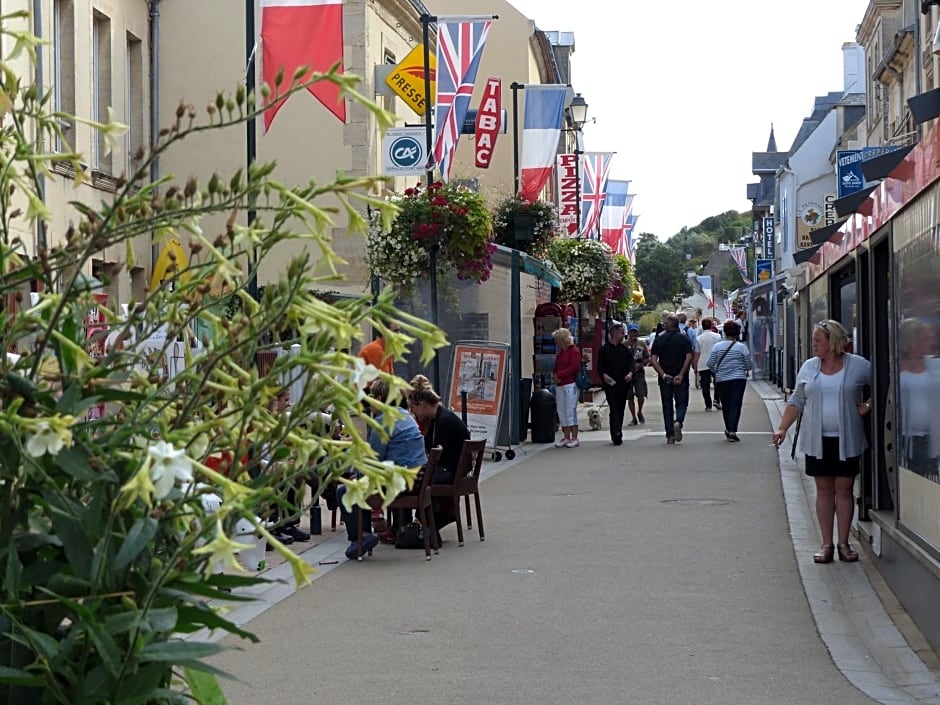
[606,254,636,313]
[367,181,496,294]
[546,237,616,305]
[491,195,559,258]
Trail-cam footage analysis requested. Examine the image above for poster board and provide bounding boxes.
[446,341,510,451]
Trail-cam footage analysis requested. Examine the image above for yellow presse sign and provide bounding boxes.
[385,45,436,116]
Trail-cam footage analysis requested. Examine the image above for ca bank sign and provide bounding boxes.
[382,127,428,176]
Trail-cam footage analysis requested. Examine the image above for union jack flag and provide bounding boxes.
[431,20,492,181]
[623,214,639,264]
[729,246,752,285]
[579,152,614,238]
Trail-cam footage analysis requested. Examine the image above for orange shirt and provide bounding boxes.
[358,337,394,375]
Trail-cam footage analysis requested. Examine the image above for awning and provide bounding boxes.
[833,184,879,218]
[793,242,823,265]
[860,143,916,182]
[809,219,848,246]
[908,87,940,124]
[492,244,562,289]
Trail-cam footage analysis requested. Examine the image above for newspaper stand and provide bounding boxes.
[446,340,515,461]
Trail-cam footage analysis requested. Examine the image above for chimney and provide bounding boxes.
[842,42,865,94]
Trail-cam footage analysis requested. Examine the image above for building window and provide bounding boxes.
[52,0,75,151]
[92,11,112,173]
[125,32,143,176]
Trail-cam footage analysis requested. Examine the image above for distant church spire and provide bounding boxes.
[767,123,778,152]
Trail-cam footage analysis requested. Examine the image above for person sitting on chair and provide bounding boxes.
[408,384,471,534]
[336,379,427,559]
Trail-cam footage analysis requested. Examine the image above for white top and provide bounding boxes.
[900,370,931,435]
[819,368,845,437]
[696,330,721,371]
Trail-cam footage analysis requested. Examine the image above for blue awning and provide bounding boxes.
[492,244,562,289]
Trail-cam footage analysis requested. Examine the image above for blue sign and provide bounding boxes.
[388,134,423,169]
[461,109,509,135]
[755,259,773,283]
[837,146,899,198]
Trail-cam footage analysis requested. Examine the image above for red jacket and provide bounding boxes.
[554,345,581,385]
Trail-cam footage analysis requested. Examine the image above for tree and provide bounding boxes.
[635,239,690,309]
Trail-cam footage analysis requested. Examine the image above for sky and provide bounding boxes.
[505,0,872,240]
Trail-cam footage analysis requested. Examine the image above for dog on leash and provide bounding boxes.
[586,405,603,431]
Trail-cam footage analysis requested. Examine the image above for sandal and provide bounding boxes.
[836,543,858,562]
[813,545,835,564]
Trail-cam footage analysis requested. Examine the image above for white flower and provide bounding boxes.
[25,421,70,458]
[148,441,194,499]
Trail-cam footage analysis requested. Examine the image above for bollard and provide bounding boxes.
[310,503,322,535]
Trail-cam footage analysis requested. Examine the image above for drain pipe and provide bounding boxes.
[32,0,47,252]
[148,0,161,273]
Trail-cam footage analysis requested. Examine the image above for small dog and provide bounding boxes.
[587,405,603,431]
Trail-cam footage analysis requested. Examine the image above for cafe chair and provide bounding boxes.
[356,446,442,561]
[430,438,487,546]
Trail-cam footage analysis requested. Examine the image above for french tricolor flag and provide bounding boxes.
[601,180,630,255]
[519,85,568,202]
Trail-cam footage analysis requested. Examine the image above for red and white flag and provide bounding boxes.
[519,85,567,202]
[261,0,346,131]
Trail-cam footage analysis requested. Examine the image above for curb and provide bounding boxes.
[756,379,940,704]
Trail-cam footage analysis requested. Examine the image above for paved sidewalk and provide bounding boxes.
[198,379,939,705]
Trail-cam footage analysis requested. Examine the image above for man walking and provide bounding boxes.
[696,319,722,411]
[624,324,650,426]
[597,322,631,446]
[650,315,693,444]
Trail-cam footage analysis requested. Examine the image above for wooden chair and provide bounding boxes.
[430,438,487,546]
[356,446,442,561]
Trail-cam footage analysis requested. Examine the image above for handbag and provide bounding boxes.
[576,363,592,391]
[395,522,425,549]
[712,342,735,375]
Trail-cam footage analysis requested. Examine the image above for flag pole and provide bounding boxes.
[511,81,522,194]
[246,0,259,302]
[420,13,441,392]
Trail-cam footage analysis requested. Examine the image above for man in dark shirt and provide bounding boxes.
[597,322,631,445]
[650,315,693,444]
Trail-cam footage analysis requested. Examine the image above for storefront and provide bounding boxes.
[798,125,940,656]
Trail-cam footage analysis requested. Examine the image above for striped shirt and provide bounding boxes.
[706,340,752,382]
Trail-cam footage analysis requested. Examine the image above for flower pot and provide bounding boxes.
[511,213,536,242]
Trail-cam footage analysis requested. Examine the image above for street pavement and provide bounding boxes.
[204,376,940,705]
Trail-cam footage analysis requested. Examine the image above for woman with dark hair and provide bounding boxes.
[772,320,872,564]
[706,319,753,442]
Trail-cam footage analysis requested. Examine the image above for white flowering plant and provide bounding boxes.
[366,181,495,295]
[546,237,617,306]
[491,195,559,258]
[0,18,444,705]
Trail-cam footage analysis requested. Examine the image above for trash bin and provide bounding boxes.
[530,388,557,443]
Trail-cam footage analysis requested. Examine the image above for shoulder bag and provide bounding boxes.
[576,362,592,391]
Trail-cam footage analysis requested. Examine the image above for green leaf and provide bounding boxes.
[113,518,157,571]
[44,493,93,580]
[12,625,61,662]
[113,662,171,705]
[137,640,226,663]
[183,668,229,705]
[174,605,258,643]
[54,445,99,483]
[0,666,43,687]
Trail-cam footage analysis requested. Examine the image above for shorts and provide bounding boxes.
[625,372,647,400]
[804,436,861,478]
[555,382,579,426]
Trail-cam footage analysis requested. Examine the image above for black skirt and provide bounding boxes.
[804,436,861,478]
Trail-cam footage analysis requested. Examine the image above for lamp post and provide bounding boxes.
[568,93,589,237]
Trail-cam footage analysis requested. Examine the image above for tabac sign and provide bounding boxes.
[384,45,436,116]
